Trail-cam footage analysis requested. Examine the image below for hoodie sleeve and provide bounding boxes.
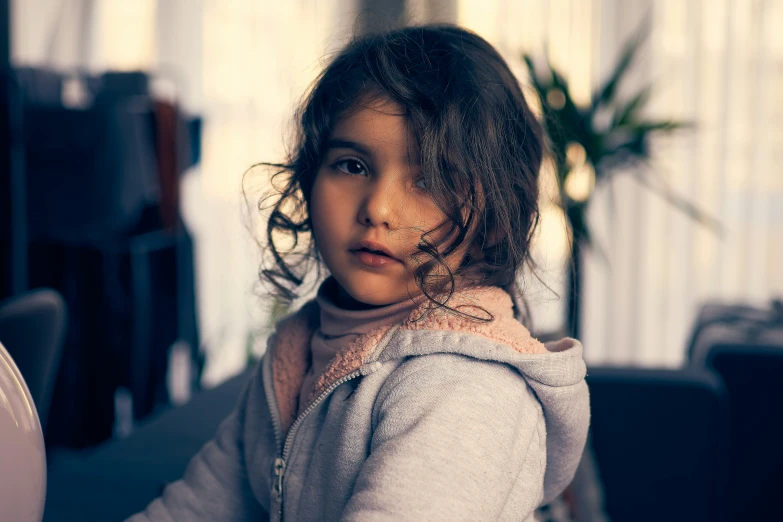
[340,353,548,522]
[125,363,268,522]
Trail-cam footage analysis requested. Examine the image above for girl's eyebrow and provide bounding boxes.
[325,138,372,156]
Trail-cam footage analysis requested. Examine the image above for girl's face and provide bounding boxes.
[310,97,469,309]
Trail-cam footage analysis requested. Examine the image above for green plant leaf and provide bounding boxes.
[601,119,691,160]
[591,17,651,111]
[612,85,652,127]
[522,15,717,260]
[633,121,693,133]
[603,135,648,160]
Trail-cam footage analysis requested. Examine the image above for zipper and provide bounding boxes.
[264,324,400,520]
[272,457,286,501]
[268,368,363,520]
[262,344,286,520]
[281,369,364,460]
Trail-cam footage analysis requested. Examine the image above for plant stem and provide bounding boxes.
[567,237,582,341]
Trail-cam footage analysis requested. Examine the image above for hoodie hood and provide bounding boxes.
[270,285,589,504]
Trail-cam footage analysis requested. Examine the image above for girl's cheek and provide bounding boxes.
[311,168,333,201]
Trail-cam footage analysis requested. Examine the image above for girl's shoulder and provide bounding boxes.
[397,286,549,356]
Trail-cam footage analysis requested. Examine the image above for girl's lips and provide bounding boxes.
[348,240,402,267]
[351,249,400,267]
[348,240,400,261]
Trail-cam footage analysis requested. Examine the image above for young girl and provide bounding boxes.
[129,24,589,522]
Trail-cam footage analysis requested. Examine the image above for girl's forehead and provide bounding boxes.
[338,91,405,119]
[329,97,420,162]
[334,96,405,132]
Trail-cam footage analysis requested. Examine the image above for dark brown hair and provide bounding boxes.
[257,24,544,320]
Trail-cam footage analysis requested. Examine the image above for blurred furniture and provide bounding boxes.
[17,68,201,448]
[25,101,160,241]
[0,288,67,432]
[44,369,250,522]
[687,299,783,364]
[586,366,730,522]
[1,69,29,299]
[0,3,20,301]
[686,299,783,521]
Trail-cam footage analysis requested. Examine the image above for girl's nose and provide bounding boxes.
[358,178,400,229]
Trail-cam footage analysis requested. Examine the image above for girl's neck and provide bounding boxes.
[335,285,383,311]
[333,280,417,311]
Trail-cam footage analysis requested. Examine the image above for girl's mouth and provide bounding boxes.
[348,241,401,267]
[351,248,399,267]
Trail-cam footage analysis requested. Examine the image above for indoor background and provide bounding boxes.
[2,1,782,520]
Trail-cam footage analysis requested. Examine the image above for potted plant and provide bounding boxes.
[522,23,720,339]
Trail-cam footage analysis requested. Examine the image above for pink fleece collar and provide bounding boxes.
[271,286,547,432]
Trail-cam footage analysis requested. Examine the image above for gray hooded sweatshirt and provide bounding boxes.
[127,286,590,522]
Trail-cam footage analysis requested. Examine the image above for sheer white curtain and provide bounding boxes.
[12,0,157,71]
[165,1,358,386]
[13,0,358,387]
[454,0,783,367]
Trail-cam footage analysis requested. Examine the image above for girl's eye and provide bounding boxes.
[414,177,428,190]
[334,159,367,176]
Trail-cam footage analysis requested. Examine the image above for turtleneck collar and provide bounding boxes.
[315,277,422,339]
